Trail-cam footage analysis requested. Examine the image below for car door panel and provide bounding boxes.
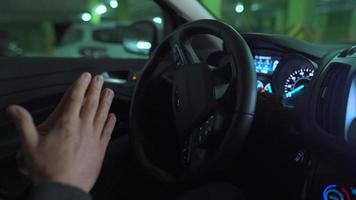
[0,57,146,159]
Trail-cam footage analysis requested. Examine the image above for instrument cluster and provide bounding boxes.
[254,50,318,107]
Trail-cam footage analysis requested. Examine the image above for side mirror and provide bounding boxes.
[122,21,158,56]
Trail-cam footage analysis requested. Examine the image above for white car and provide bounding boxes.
[54,22,147,59]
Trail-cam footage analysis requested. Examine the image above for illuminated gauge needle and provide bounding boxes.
[286,85,305,98]
[264,83,273,94]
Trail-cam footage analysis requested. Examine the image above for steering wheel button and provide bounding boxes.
[204,130,210,136]
[198,135,203,144]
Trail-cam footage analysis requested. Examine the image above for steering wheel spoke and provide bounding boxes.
[208,59,235,102]
[171,38,201,66]
[182,40,201,64]
[214,83,230,100]
[160,67,175,85]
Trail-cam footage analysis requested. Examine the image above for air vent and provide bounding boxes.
[316,63,350,136]
[339,46,356,58]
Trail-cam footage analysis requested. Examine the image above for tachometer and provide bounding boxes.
[284,68,315,98]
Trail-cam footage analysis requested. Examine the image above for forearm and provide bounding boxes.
[27,182,92,200]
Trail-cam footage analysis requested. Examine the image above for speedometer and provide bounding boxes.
[284,68,315,98]
[272,54,317,106]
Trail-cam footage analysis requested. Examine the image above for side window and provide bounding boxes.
[59,0,164,59]
[0,0,163,59]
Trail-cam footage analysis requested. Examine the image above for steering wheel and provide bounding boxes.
[130,19,256,182]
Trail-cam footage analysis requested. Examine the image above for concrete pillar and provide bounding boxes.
[41,20,56,54]
[7,24,32,52]
[314,14,328,43]
[286,0,316,40]
[116,0,130,23]
[350,10,356,42]
[91,11,101,25]
[322,10,353,42]
[89,0,101,25]
[275,6,286,34]
[236,0,258,31]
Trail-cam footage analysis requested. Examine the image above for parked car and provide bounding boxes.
[54,22,147,59]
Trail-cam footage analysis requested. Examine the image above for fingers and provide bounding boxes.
[100,113,116,146]
[43,88,71,127]
[63,72,92,117]
[94,88,114,131]
[80,75,104,121]
[7,105,39,150]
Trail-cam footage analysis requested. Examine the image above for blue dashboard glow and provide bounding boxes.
[257,80,264,90]
[323,184,354,200]
[345,77,356,142]
[351,187,356,196]
[323,184,341,200]
[254,55,280,75]
[256,80,273,94]
[265,83,273,93]
[286,85,305,98]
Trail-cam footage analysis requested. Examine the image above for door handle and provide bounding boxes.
[102,72,128,84]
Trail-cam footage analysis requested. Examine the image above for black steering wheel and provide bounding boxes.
[130,19,256,182]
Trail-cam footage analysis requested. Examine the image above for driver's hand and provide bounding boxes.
[7,72,116,192]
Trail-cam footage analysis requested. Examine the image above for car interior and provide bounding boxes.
[0,0,355,199]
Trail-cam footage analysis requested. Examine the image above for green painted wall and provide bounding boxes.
[202,0,222,18]
[323,10,353,43]
[116,0,130,22]
[286,0,316,40]
[350,11,356,42]
[41,20,56,53]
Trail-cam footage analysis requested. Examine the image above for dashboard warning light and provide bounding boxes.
[260,87,266,94]
[132,75,138,81]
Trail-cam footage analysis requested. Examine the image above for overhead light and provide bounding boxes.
[110,0,118,8]
[153,17,162,24]
[95,4,107,15]
[136,41,152,50]
[235,3,244,13]
[81,12,92,22]
[251,3,261,12]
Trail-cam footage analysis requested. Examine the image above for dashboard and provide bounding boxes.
[245,34,356,200]
[251,45,318,107]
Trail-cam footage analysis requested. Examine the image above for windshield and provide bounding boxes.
[200,0,356,44]
[0,0,163,58]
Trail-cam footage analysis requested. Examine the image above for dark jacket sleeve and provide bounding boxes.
[27,182,92,200]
